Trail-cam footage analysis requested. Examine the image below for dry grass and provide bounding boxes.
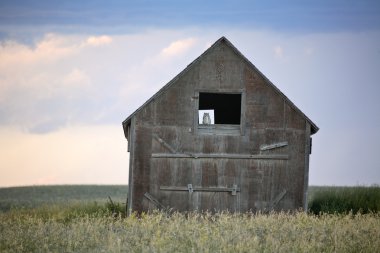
[1,208,379,253]
[1,185,379,252]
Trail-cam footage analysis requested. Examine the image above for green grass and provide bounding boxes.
[0,185,127,212]
[308,185,380,214]
[0,185,379,252]
[2,185,379,215]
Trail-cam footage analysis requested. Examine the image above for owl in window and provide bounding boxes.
[202,112,211,124]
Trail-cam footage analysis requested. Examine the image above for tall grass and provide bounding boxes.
[308,185,380,214]
[1,210,379,253]
[1,185,380,252]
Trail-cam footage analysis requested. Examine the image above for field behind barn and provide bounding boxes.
[0,185,379,252]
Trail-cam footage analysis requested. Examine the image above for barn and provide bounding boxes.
[122,37,318,215]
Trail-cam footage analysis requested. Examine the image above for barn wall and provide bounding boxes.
[129,41,310,213]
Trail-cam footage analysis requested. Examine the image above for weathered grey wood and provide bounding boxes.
[260,141,288,151]
[153,134,177,153]
[195,88,245,93]
[126,118,136,216]
[198,124,241,135]
[126,125,131,152]
[231,184,238,196]
[160,185,241,195]
[187,184,193,193]
[152,153,289,160]
[255,189,287,210]
[240,92,246,136]
[143,192,166,210]
[269,189,287,209]
[122,36,318,215]
[303,122,311,211]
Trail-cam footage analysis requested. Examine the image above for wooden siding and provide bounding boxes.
[126,39,313,214]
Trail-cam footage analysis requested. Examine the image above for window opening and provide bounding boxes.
[198,92,241,125]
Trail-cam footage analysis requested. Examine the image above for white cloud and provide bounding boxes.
[0,34,113,73]
[0,34,78,69]
[85,35,113,46]
[0,32,208,133]
[0,34,115,131]
[161,38,197,57]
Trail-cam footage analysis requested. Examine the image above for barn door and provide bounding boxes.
[146,158,241,212]
[146,133,241,212]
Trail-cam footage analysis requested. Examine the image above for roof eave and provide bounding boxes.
[122,117,132,139]
[311,125,319,135]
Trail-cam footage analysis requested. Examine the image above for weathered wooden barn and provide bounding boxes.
[122,37,318,215]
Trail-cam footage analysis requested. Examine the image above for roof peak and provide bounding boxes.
[122,36,318,135]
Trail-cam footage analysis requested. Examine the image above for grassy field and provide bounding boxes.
[0,185,379,252]
[308,185,380,214]
[0,185,128,212]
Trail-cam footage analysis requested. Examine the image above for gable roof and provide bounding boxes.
[122,36,319,135]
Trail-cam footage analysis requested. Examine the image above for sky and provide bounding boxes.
[0,0,380,187]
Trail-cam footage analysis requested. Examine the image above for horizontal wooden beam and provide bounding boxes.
[152,153,288,160]
[160,184,240,195]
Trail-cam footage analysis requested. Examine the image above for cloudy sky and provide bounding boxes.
[0,0,379,187]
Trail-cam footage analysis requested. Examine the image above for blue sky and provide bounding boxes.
[1,0,380,37]
[0,1,379,186]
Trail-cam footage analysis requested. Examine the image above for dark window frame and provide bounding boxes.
[194,89,246,136]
